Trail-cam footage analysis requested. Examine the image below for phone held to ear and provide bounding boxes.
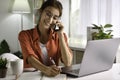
[53,25,60,31]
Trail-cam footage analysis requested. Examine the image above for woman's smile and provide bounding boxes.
[44,20,51,28]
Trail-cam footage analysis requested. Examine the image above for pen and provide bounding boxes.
[50,57,62,72]
[50,57,56,65]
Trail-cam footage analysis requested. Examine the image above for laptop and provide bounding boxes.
[61,38,120,77]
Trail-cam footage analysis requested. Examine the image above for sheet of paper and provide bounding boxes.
[18,71,41,80]
[41,74,67,80]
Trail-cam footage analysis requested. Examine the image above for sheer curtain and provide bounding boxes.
[69,0,120,48]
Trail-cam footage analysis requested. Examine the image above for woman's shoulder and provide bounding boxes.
[19,28,35,35]
[18,28,36,39]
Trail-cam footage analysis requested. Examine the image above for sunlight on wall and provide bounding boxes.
[68,36,87,48]
[116,45,120,63]
[71,0,80,14]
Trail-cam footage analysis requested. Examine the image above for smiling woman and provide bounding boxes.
[18,0,73,77]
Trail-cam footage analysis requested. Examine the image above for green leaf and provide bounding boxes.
[91,24,113,40]
[105,30,113,32]
[92,24,100,29]
[0,58,8,69]
[0,39,10,55]
[104,24,112,28]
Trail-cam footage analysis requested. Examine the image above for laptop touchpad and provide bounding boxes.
[61,64,81,72]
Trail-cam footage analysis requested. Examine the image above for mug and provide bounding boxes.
[11,59,23,76]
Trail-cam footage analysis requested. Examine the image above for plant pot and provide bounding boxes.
[87,27,98,41]
[0,68,7,78]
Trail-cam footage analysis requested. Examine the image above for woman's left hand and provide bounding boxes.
[55,20,64,33]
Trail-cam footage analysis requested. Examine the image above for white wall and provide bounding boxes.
[0,0,33,53]
[0,0,70,53]
[60,0,70,37]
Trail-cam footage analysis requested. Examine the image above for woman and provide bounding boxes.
[18,0,73,77]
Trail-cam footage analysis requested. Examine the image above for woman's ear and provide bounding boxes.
[35,9,42,25]
[39,9,42,15]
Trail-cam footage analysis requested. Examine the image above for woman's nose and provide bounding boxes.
[48,17,54,24]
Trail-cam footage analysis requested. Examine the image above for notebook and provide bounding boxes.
[41,74,67,80]
[61,38,120,77]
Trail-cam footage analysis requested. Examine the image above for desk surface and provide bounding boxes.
[68,63,120,80]
[0,63,120,80]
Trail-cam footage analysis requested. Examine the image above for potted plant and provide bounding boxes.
[13,51,23,59]
[91,24,113,40]
[0,39,10,55]
[0,58,8,78]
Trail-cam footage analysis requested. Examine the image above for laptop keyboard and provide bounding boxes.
[68,69,80,74]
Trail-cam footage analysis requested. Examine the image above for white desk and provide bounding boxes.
[0,63,120,80]
[68,63,120,80]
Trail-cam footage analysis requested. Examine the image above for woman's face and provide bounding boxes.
[40,6,60,30]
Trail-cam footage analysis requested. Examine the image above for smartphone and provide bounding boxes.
[53,25,60,31]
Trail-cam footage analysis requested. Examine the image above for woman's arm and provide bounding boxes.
[55,21,73,67]
[19,31,60,77]
[27,55,61,77]
[58,32,73,66]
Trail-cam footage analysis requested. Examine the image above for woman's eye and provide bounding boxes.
[53,17,57,20]
[54,16,59,20]
[46,13,52,17]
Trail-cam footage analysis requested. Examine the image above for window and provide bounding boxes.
[69,0,120,48]
[69,0,86,48]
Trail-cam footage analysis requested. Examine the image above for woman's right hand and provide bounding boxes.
[43,65,61,77]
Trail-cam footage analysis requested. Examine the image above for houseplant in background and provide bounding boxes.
[91,24,113,40]
[13,51,23,59]
[0,39,10,55]
[0,58,8,78]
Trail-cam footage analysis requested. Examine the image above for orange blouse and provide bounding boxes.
[18,27,72,68]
